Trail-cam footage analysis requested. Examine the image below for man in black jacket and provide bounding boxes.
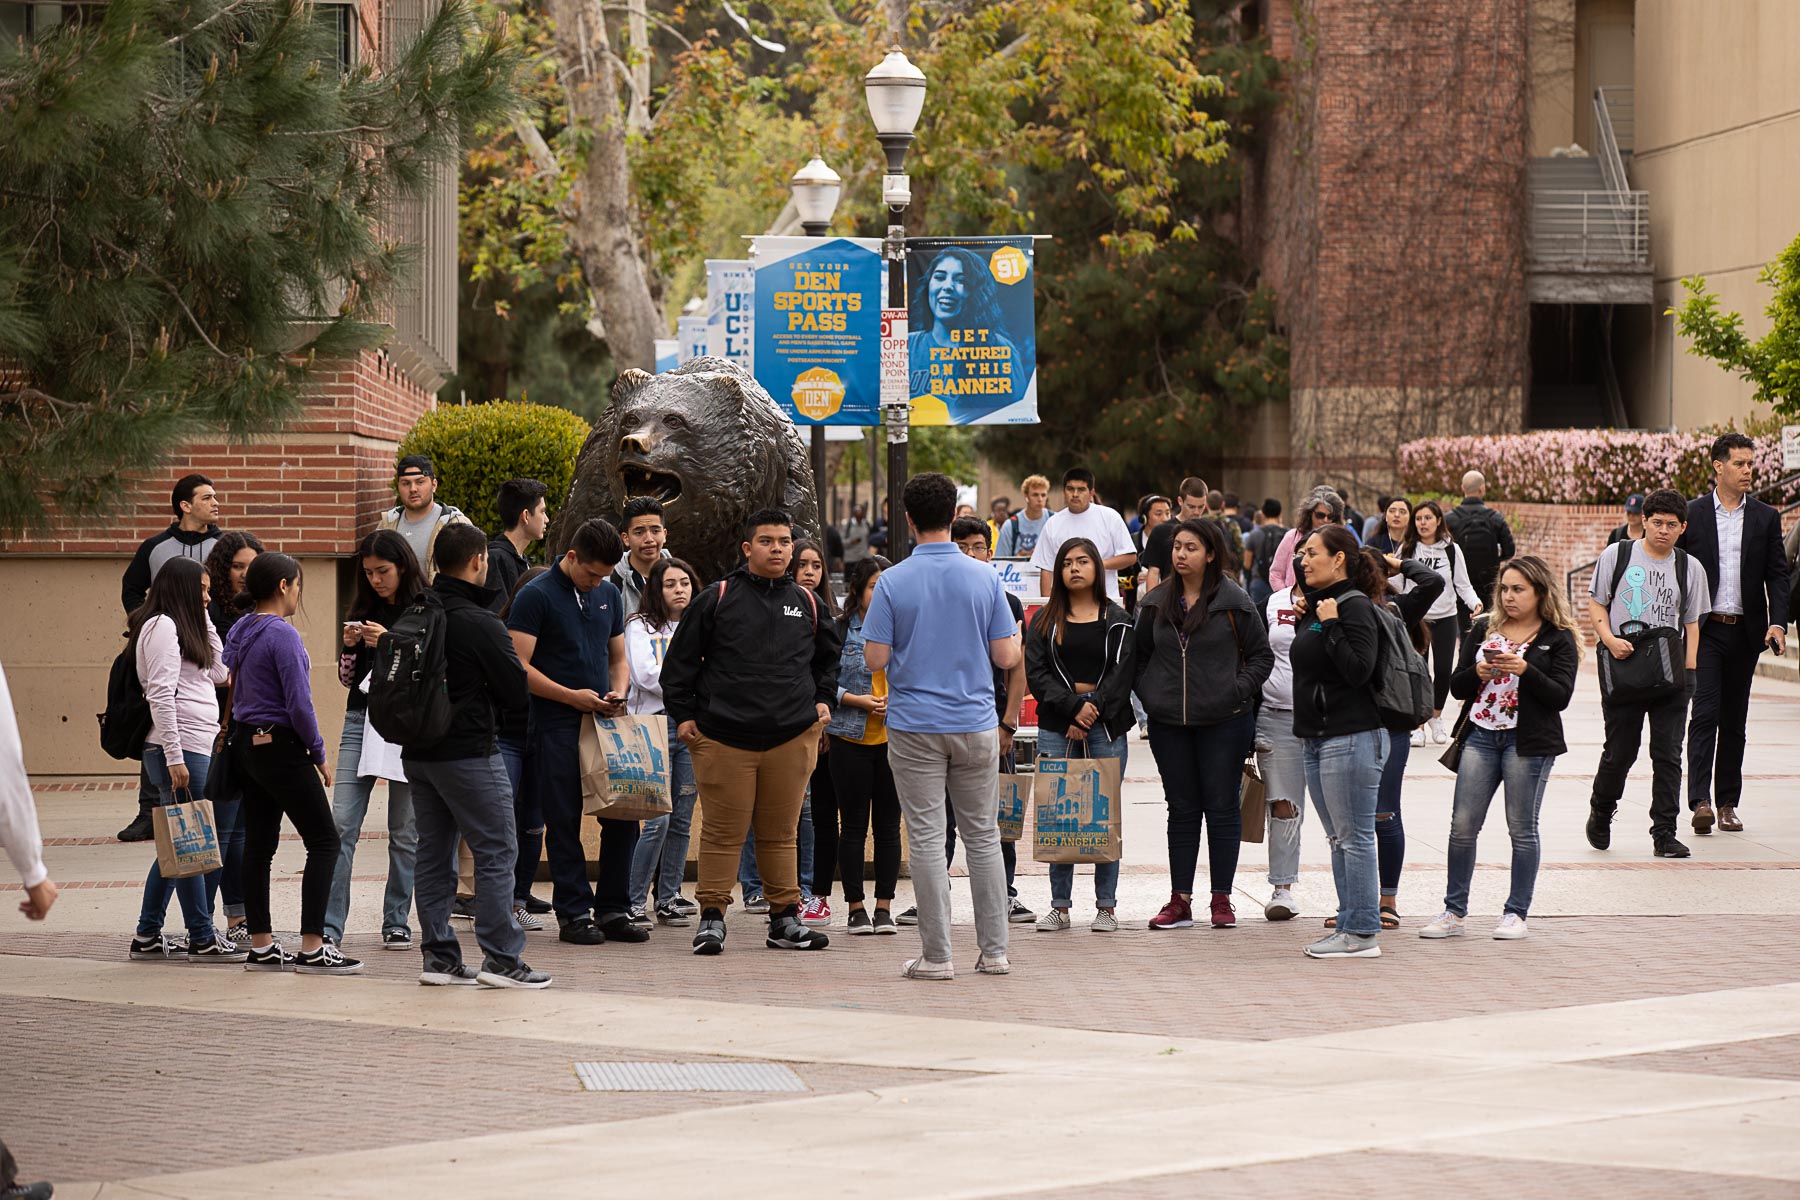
[663,508,841,956]
[1444,470,1515,604]
[1679,433,1791,836]
[403,523,548,989]
[483,477,548,609]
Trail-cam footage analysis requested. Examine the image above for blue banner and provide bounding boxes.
[751,236,883,426]
[905,236,1038,426]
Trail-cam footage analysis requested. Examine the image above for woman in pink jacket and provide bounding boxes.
[127,558,241,963]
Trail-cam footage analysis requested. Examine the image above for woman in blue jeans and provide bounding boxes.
[623,558,703,925]
[1024,537,1134,932]
[1423,556,1580,941]
[128,558,240,962]
[1289,526,1388,959]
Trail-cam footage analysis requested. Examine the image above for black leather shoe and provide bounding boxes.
[1585,806,1614,851]
[598,913,650,944]
[557,917,606,946]
[523,894,554,915]
[1654,837,1692,859]
[117,811,155,842]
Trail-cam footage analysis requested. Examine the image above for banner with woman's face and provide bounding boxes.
[905,237,1038,426]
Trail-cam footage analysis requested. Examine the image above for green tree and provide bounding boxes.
[0,0,519,536]
[1671,232,1800,418]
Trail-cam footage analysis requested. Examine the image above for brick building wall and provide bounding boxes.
[1249,0,1531,504]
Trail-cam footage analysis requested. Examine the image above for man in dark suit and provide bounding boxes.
[1679,432,1790,836]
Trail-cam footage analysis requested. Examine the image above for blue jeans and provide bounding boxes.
[534,715,638,923]
[1303,728,1387,937]
[1445,726,1554,919]
[323,709,417,942]
[1039,726,1126,909]
[137,744,218,944]
[739,787,815,902]
[405,753,525,972]
[628,718,698,910]
[499,736,543,904]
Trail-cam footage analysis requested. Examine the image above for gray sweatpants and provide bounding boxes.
[404,753,525,972]
[888,728,1009,966]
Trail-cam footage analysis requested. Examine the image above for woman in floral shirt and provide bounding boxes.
[1423,556,1582,942]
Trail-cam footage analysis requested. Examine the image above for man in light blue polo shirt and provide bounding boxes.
[864,472,1022,980]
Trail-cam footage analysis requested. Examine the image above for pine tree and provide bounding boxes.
[0,0,520,535]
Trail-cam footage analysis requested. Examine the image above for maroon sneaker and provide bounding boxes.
[1211,893,1237,928]
[1147,893,1193,931]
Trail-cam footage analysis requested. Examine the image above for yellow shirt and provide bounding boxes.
[846,669,888,745]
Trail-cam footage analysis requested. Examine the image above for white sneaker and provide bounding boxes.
[1035,908,1071,932]
[974,953,1011,975]
[1410,727,1426,748]
[901,958,954,981]
[1428,716,1448,745]
[1090,909,1120,933]
[1418,911,1465,939]
[1264,888,1297,921]
[1493,913,1529,940]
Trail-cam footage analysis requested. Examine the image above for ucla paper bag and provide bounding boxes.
[997,771,1030,843]
[153,794,222,879]
[1031,757,1122,865]
[579,714,674,822]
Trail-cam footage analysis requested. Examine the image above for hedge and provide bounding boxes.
[1397,429,1797,505]
[396,402,590,538]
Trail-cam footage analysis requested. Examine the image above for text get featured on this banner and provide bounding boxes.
[751,236,883,426]
[905,236,1038,426]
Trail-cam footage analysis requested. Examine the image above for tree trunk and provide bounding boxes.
[626,0,651,134]
[545,0,662,373]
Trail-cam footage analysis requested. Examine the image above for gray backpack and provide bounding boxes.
[1361,593,1434,730]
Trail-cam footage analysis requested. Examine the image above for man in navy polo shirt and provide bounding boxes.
[864,473,1022,981]
[506,518,645,946]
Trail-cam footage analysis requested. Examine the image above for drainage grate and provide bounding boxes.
[572,1061,808,1093]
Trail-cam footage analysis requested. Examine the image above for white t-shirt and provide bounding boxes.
[1262,587,1301,710]
[1028,504,1136,602]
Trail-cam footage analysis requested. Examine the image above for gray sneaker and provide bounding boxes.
[742,892,769,915]
[895,905,919,926]
[1303,931,1381,959]
[420,962,481,986]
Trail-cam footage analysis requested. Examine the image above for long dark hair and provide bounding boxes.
[842,555,890,623]
[348,529,425,621]
[1157,518,1225,637]
[1302,525,1380,596]
[633,557,701,631]
[789,538,841,620]
[236,552,303,613]
[1402,500,1450,557]
[500,566,549,621]
[205,531,264,605]
[910,246,1006,336]
[1031,537,1107,642]
[1360,547,1429,653]
[128,557,213,668]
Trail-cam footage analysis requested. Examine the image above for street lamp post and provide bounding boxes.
[865,48,926,561]
[789,156,843,523]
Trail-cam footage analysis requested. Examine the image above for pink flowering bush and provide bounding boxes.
[1399,430,1796,505]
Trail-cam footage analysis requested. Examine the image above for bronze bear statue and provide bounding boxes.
[550,356,820,584]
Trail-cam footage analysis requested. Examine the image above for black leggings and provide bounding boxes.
[1426,616,1461,712]
[807,751,838,898]
[827,736,901,904]
[234,726,339,937]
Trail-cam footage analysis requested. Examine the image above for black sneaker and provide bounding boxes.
[895,905,920,926]
[187,936,249,964]
[558,916,606,946]
[766,909,829,951]
[382,927,413,952]
[244,942,295,972]
[419,961,480,986]
[523,894,554,915]
[1008,898,1037,923]
[3,1179,54,1199]
[1586,806,1614,850]
[871,908,898,935]
[117,811,155,842]
[599,913,650,944]
[846,908,874,935]
[450,897,476,923]
[294,943,364,975]
[129,933,188,961]
[477,959,553,989]
[693,909,727,955]
[225,923,254,949]
[1654,837,1692,859]
[655,901,691,927]
[626,905,654,929]
[669,895,699,916]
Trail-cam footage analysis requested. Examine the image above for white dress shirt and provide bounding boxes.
[1711,490,1745,617]
[0,663,48,889]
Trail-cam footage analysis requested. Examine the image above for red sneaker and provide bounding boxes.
[1147,893,1194,931]
[1210,893,1237,928]
[799,896,832,927]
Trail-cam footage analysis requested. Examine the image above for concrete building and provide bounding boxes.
[0,0,456,775]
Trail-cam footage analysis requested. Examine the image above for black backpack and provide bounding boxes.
[1251,523,1287,585]
[1450,505,1502,583]
[368,592,454,746]
[1364,595,1435,730]
[97,636,152,760]
[1596,544,1690,706]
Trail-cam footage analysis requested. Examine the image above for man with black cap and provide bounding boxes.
[379,453,469,583]
[1608,494,1647,546]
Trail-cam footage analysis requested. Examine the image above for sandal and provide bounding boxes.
[1380,905,1400,930]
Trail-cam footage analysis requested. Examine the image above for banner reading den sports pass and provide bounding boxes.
[905,236,1038,425]
[751,236,882,426]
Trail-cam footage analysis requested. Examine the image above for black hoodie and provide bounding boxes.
[122,523,222,613]
[1288,577,1383,739]
[404,575,530,762]
[1024,599,1136,741]
[661,567,843,751]
[1132,577,1273,727]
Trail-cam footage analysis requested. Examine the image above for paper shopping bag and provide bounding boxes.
[154,793,223,879]
[1239,760,1267,844]
[996,771,1030,843]
[579,714,674,822]
[1031,756,1123,864]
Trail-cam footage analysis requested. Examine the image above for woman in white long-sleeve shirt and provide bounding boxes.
[623,557,702,924]
[0,662,56,920]
[1402,501,1484,743]
[128,557,241,962]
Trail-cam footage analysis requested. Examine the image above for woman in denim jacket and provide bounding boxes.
[825,557,901,935]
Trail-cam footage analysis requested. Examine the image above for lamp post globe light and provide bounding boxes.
[790,157,843,504]
[864,47,925,561]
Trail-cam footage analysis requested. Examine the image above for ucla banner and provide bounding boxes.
[905,236,1038,426]
[676,314,708,363]
[704,259,754,367]
[751,236,883,426]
